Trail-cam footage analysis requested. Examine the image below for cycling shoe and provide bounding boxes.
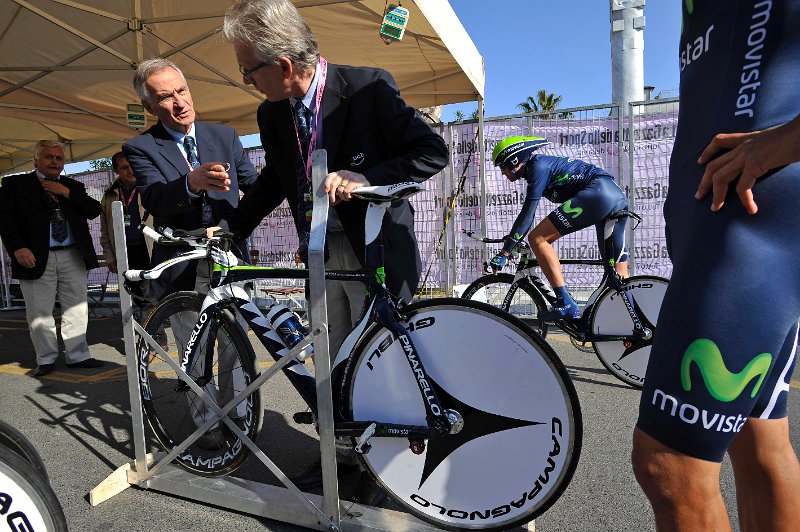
[537,301,580,322]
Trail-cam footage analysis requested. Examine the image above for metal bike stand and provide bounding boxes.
[91,157,447,530]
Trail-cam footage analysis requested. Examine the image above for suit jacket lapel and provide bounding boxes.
[152,122,191,175]
[27,172,49,207]
[195,122,217,165]
[321,64,348,165]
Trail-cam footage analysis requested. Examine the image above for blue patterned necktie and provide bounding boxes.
[46,190,68,243]
[184,135,213,225]
[294,101,312,159]
[294,100,315,263]
[183,136,200,169]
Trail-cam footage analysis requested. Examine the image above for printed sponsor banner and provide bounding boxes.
[0,108,675,299]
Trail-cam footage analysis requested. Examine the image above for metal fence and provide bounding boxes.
[0,100,677,309]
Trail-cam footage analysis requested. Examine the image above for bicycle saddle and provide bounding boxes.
[351,182,425,202]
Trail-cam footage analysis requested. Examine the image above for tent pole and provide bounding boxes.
[478,97,487,264]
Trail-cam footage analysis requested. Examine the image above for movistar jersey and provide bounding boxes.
[637,0,800,462]
[670,0,800,171]
[503,155,624,253]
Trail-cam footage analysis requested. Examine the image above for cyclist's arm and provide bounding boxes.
[695,114,800,214]
[502,170,548,254]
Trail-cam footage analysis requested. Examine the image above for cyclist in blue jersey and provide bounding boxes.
[632,2,800,530]
[489,136,629,321]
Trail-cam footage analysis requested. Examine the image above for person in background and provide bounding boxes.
[489,136,629,321]
[219,0,448,504]
[99,151,153,319]
[631,2,800,530]
[0,140,103,377]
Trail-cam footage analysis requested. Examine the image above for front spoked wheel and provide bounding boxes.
[461,273,549,338]
[589,276,669,388]
[346,298,582,530]
[138,291,264,476]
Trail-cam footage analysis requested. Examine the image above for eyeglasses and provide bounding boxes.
[238,61,270,79]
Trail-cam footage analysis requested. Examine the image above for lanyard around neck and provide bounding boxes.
[119,186,137,208]
[293,57,328,183]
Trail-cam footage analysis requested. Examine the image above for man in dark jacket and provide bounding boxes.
[221,0,449,503]
[0,140,103,376]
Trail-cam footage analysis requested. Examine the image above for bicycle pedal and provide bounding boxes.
[293,412,315,425]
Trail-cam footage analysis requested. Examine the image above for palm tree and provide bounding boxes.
[517,90,564,118]
[453,110,465,122]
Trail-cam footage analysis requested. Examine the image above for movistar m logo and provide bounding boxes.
[681,339,772,402]
[554,173,570,182]
[562,200,583,219]
[375,266,386,285]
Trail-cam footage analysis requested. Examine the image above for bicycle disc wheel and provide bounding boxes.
[0,419,49,482]
[346,298,582,531]
[0,446,68,532]
[461,273,549,338]
[138,291,263,476]
[589,276,669,388]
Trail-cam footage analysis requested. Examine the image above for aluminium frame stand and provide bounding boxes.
[90,150,444,531]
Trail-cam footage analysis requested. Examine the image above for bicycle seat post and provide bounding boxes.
[307,149,340,519]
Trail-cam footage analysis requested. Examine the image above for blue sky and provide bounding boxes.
[66,1,682,173]
[441,0,682,121]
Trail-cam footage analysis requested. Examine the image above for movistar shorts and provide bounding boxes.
[547,176,630,264]
[637,160,800,463]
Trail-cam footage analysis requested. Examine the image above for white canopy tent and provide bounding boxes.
[0,0,484,175]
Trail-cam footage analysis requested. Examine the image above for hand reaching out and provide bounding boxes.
[188,162,231,194]
[695,115,800,213]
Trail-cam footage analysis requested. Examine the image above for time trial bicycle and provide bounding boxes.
[460,211,669,388]
[125,181,582,531]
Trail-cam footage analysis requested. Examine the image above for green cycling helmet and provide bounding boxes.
[492,136,550,168]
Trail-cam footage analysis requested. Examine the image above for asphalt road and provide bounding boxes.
[0,306,797,531]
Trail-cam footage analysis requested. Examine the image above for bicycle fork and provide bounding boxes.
[354,297,465,455]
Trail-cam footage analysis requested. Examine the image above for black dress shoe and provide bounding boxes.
[66,358,104,369]
[32,364,54,377]
[350,472,387,507]
[291,459,361,490]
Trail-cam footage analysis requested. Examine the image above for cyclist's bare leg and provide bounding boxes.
[631,427,732,532]
[615,260,629,278]
[529,218,565,288]
[728,417,800,532]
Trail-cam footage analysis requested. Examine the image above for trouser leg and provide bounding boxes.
[57,248,90,364]
[20,255,59,366]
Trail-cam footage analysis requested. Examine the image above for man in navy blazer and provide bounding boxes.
[221,0,448,353]
[123,58,258,301]
[221,0,448,502]
[0,140,103,376]
[122,58,258,450]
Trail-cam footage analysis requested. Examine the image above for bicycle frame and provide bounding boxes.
[137,203,454,446]
[467,212,654,345]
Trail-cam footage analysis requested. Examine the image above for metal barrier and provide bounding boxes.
[0,101,677,308]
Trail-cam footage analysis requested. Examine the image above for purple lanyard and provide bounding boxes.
[293,57,328,183]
